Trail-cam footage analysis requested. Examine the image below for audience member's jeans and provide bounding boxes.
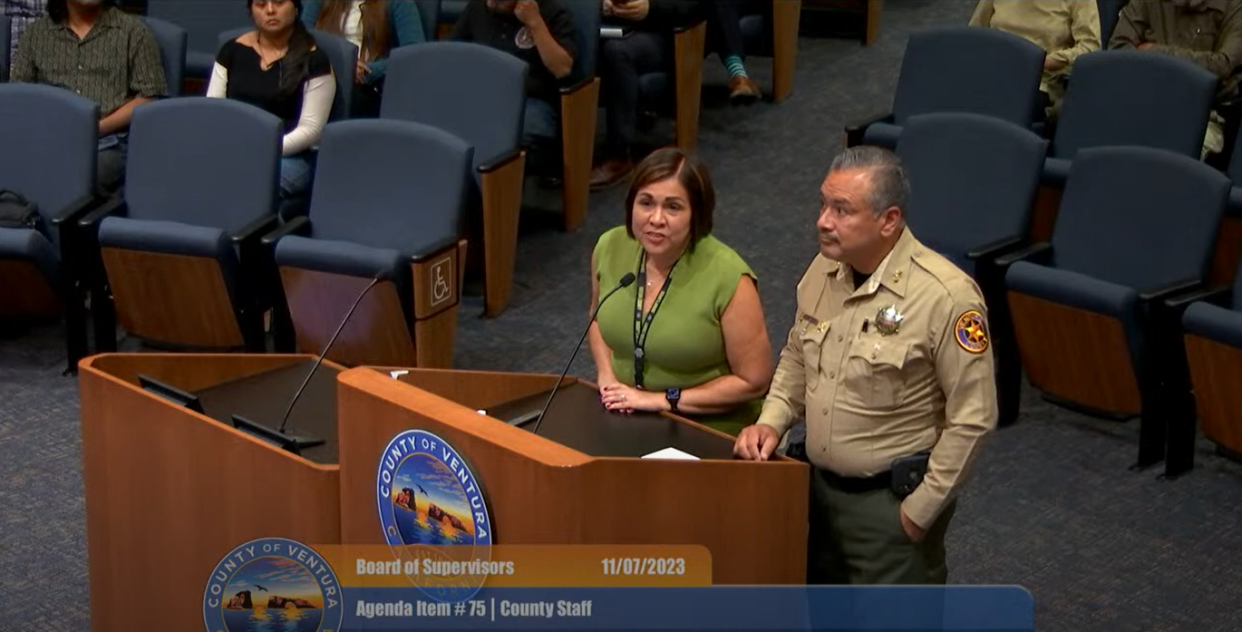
[522,97,561,177]
[280,152,316,199]
[599,31,671,161]
[278,152,317,219]
[97,132,128,195]
[706,0,751,60]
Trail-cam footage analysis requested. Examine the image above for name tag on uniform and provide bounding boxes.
[800,314,818,335]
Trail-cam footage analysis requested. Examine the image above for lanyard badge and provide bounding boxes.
[632,251,679,389]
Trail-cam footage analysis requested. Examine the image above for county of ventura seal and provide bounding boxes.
[203,537,343,632]
[377,429,494,601]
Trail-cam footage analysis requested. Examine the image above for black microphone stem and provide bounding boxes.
[277,276,381,434]
[530,273,635,435]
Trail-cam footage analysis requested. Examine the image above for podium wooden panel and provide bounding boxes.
[80,356,811,632]
[337,367,811,585]
[79,354,343,632]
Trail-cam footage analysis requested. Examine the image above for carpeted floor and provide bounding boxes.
[2,1,1241,630]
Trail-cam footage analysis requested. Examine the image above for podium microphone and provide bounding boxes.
[275,276,382,436]
[529,273,636,435]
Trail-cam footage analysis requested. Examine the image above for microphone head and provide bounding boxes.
[618,273,637,287]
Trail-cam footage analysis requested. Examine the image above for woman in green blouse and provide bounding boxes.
[587,147,774,437]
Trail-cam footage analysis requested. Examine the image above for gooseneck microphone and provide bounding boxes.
[529,273,636,435]
[277,276,382,435]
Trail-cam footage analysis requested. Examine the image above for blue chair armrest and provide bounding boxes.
[261,216,312,249]
[995,241,1053,269]
[410,236,460,263]
[234,215,280,245]
[968,235,1028,262]
[1163,285,1232,331]
[1041,157,1071,188]
[478,147,525,174]
[845,113,893,148]
[1183,301,1242,348]
[49,193,104,273]
[49,193,102,227]
[1139,279,1203,305]
[77,197,127,233]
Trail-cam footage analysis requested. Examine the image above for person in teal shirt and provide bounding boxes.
[302,0,426,116]
[588,147,774,437]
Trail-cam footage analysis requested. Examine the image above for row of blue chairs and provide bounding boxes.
[894,111,1242,478]
[0,84,475,372]
[848,27,1222,189]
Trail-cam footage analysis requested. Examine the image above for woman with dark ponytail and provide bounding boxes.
[207,0,336,211]
[303,0,424,117]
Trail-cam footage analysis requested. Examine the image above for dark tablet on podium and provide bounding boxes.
[138,374,204,414]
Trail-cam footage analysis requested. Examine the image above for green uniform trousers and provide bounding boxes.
[807,468,956,585]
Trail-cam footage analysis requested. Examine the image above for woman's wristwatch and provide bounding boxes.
[665,388,681,412]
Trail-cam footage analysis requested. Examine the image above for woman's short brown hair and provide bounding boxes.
[625,147,715,248]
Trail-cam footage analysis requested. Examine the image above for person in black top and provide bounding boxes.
[207,0,337,216]
[590,0,701,189]
[451,0,577,175]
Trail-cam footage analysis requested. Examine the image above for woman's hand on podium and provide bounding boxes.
[600,383,663,413]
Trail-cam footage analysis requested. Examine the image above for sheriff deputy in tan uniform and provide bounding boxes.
[735,146,997,585]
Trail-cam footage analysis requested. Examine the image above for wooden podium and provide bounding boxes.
[337,367,810,585]
[79,355,809,631]
[79,354,345,632]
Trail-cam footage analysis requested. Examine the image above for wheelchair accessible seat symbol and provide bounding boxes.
[430,256,452,307]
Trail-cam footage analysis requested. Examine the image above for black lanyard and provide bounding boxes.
[633,251,679,389]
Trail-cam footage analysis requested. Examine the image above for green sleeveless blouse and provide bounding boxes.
[593,226,763,436]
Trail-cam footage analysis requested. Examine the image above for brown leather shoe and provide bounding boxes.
[729,75,761,105]
[590,159,634,190]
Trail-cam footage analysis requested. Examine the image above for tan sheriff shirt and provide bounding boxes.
[757,229,997,529]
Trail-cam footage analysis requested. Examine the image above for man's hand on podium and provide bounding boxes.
[734,424,780,461]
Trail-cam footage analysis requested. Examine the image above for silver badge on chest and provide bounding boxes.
[874,305,904,336]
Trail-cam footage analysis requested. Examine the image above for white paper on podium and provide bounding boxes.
[641,447,700,460]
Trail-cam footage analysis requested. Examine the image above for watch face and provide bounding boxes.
[667,388,680,400]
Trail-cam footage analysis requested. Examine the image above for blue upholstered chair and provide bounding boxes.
[381,41,526,317]
[147,0,252,79]
[1,15,10,82]
[1001,146,1230,473]
[1171,262,1242,474]
[1223,123,1242,217]
[899,113,1048,277]
[266,119,472,368]
[142,16,188,98]
[1043,50,1215,186]
[84,98,283,352]
[0,84,101,369]
[847,26,1046,149]
[897,112,1048,427]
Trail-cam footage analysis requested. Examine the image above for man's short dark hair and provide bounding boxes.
[829,146,910,217]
